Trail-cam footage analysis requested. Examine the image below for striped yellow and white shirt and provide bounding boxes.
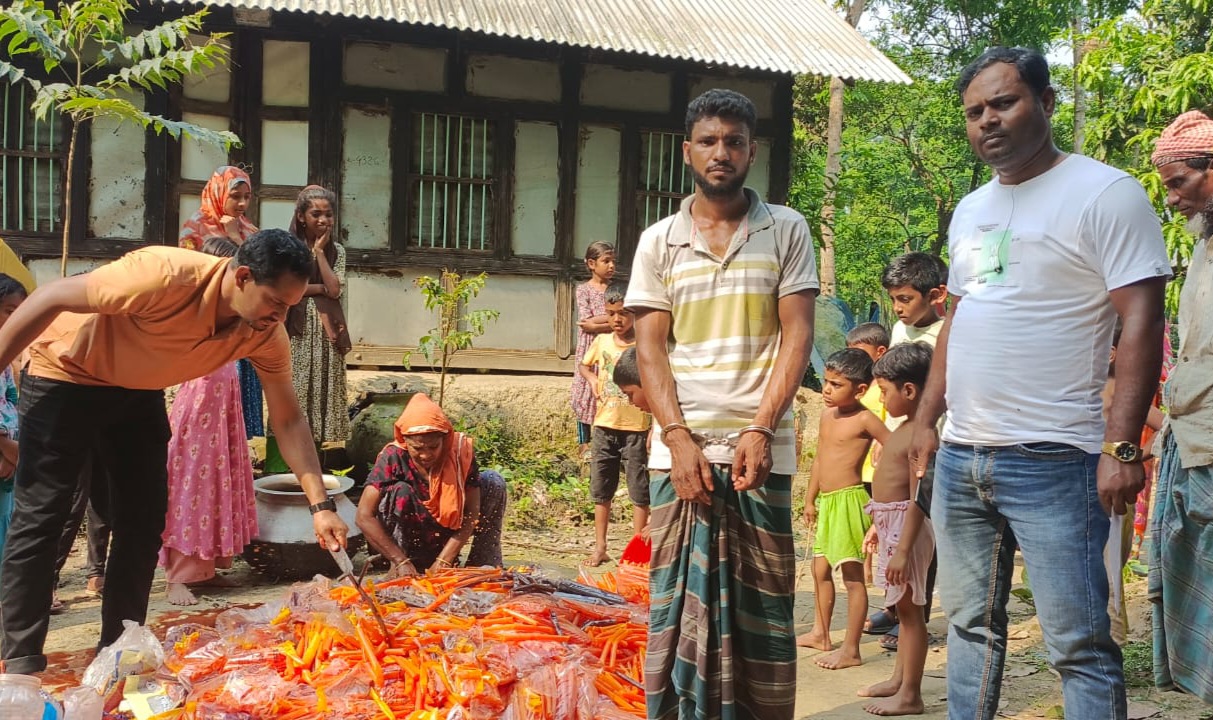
[625,188,819,475]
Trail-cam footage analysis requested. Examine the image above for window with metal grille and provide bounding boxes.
[1,81,66,235]
[409,112,494,251]
[636,130,693,234]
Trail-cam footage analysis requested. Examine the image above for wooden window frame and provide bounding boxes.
[0,79,70,238]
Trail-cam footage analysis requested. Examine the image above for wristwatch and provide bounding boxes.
[308,498,337,515]
[1101,440,1144,463]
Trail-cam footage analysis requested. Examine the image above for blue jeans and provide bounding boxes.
[934,442,1125,720]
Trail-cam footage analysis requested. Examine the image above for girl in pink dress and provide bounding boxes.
[159,237,258,606]
[570,242,615,459]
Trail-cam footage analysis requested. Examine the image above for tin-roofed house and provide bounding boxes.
[0,0,907,371]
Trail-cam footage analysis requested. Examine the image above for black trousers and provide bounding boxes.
[54,454,112,583]
[0,376,170,673]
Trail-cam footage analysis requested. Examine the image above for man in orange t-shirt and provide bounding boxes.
[0,229,348,674]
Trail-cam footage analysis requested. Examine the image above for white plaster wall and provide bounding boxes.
[182,35,230,102]
[341,106,392,250]
[259,199,296,231]
[466,54,560,103]
[344,42,446,93]
[347,270,556,353]
[263,40,310,107]
[574,125,621,259]
[751,139,771,200]
[473,275,556,351]
[346,268,432,348]
[178,193,200,237]
[30,257,106,285]
[688,75,775,118]
[179,112,231,182]
[260,120,309,186]
[88,94,145,240]
[512,121,558,257]
[581,64,670,113]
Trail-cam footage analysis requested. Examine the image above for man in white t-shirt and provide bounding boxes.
[908,47,1171,720]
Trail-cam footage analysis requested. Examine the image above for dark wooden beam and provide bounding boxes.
[70,120,90,249]
[554,49,581,267]
[768,75,794,205]
[230,30,263,223]
[345,247,563,277]
[6,236,140,261]
[491,115,515,261]
[309,35,344,193]
[616,123,640,266]
[143,88,170,245]
[388,103,410,253]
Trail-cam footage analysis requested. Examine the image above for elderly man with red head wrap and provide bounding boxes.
[355,393,507,576]
[1150,109,1213,704]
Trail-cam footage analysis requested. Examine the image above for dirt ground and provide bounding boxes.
[37,380,1213,718]
[44,521,1211,719]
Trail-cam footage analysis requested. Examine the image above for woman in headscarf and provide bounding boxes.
[356,393,506,576]
[178,165,258,250]
[179,165,264,442]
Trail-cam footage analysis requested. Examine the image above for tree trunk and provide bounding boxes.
[1072,13,1087,154]
[61,121,81,278]
[818,0,867,297]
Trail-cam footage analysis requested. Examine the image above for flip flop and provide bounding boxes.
[864,609,897,635]
[880,624,900,651]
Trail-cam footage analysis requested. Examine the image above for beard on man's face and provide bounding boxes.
[1187,196,1213,239]
[691,164,749,199]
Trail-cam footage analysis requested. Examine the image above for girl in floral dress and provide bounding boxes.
[160,237,257,606]
[570,242,615,460]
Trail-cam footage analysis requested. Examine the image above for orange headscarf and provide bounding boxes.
[393,393,474,530]
[179,165,258,250]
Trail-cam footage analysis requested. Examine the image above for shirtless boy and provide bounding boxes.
[860,342,935,715]
[800,348,890,670]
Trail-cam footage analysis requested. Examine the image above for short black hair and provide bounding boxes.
[201,235,239,258]
[613,346,641,388]
[685,89,757,137]
[846,322,890,349]
[957,47,1051,100]
[0,273,27,303]
[881,252,948,296]
[605,282,628,306]
[825,348,874,385]
[236,228,312,285]
[873,342,933,388]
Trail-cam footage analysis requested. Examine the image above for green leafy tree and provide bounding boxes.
[0,0,239,276]
[1078,0,1212,312]
[403,270,501,407]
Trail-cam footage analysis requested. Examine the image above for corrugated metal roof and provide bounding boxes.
[160,0,910,83]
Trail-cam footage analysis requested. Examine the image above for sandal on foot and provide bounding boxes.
[879,624,900,651]
[49,594,66,615]
[865,609,897,635]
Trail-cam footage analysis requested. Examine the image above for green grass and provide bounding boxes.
[1122,640,1153,689]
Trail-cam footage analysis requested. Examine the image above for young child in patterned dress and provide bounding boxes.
[0,274,28,582]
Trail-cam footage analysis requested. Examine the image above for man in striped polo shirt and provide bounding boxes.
[626,89,818,720]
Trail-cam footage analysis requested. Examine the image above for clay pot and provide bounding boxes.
[346,391,415,481]
[242,474,365,580]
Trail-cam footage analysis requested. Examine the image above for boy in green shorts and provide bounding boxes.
[798,349,889,670]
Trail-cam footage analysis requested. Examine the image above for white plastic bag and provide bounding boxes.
[80,621,165,708]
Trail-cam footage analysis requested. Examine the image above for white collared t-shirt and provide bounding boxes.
[943,154,1171,453]
[625,188,820,474]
